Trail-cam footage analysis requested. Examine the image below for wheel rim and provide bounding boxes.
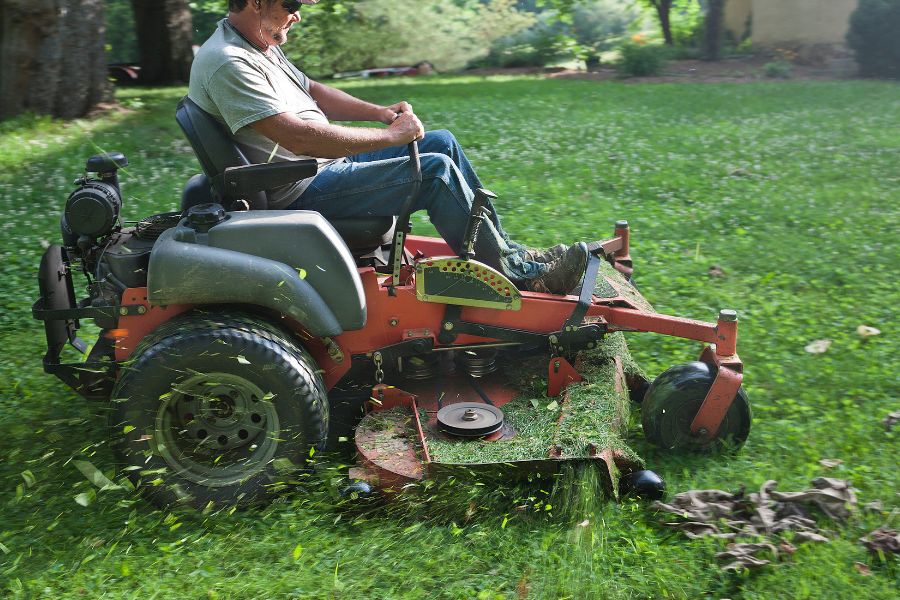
[154,372,280,487]
[660,398,739,450]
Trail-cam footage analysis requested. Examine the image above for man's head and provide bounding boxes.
[228,0,319,47]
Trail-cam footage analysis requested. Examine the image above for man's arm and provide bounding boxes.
[309,80,411,124]
[249,110,423,159]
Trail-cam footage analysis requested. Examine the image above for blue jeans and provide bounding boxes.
[286,130,545,282]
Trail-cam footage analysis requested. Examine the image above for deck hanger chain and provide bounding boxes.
[373,352,385,384]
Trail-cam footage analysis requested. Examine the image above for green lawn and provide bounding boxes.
[1,77,898,599]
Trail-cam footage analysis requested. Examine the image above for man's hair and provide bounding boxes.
[228,0,277,11]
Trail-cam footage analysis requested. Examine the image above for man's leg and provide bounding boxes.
[288,153,544,282]
[347,130,514,235]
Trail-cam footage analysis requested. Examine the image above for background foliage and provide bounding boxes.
[102,0,715,76]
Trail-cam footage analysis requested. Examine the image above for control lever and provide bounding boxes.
[388,141,421,293]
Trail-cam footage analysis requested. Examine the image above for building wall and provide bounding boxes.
[724,0,752,42]
[754,0,856,45]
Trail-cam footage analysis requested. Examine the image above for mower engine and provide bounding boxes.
[34,152,181,398]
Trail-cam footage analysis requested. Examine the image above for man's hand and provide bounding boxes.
[380,101,413,124]
[388,111,425,144]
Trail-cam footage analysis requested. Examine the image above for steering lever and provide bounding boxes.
[388,141,422,292]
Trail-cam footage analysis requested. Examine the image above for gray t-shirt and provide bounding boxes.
[188,19,342,208]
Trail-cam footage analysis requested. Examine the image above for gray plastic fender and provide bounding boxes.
[147,228,343,337]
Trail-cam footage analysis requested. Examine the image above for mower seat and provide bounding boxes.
[175,97,394,256]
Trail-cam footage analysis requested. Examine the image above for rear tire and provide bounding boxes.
[641,361,750,452]
[111,313,328,508]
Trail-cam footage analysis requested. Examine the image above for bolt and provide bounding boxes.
[697,427,709,437]
[137,305,147,315]
[549,335,558,344]
[462,408,479,422]
[119,307,128,316]
[719,309,738,322]
[443,322,454,331]
[389,318,399,327]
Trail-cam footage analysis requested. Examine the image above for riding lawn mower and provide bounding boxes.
[33,98,750,508]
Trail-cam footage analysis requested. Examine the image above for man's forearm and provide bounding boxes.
[309,80,392,123]
[250,113,403,158]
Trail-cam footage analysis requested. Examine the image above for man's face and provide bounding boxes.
[260,1,302,46]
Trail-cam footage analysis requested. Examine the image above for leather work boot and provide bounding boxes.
[521,243,568,263]
[524,242,589,294]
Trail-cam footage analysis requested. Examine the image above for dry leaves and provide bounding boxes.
[854,561,872,576]
[804,339,832,354]
[860,527,900,557]
[856,325,881,338]
[655,479,858,570]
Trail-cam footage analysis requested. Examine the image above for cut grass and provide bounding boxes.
[423,332,641,467]
[0,77,898,598]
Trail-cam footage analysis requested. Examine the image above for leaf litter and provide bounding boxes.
[654,478,860,570]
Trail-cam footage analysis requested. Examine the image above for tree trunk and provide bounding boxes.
[653,0,674,46]
[131,0,194,85]
[702,0,726,61]
[0,0,111,120]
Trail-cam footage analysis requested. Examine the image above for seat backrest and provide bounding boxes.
[175,96,395,257]
[175,97,266,208]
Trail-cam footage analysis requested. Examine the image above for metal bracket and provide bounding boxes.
[32,298,145,321]
[548,323,606,356]
[547,356,583,397]
[690,346,744,438]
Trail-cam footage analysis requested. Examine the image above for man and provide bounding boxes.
[188,0,588,294]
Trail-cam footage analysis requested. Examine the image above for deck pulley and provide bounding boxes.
[437,402,505,437]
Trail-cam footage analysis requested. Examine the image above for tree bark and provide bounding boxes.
[702,0,726,61]
[0,0,111,120]
[654,0,674,46]
[130,0,194,85]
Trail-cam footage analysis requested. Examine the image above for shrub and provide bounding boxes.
[616,41,669,77]
[572,0,644,67]
[762,60,793,79]
[480,12,572,68]
[846,0,900,79]
[734,38,753,55]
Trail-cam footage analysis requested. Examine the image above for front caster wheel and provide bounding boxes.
[111,313,328,509]
[619,469,666,500]
[641,361,751,452]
